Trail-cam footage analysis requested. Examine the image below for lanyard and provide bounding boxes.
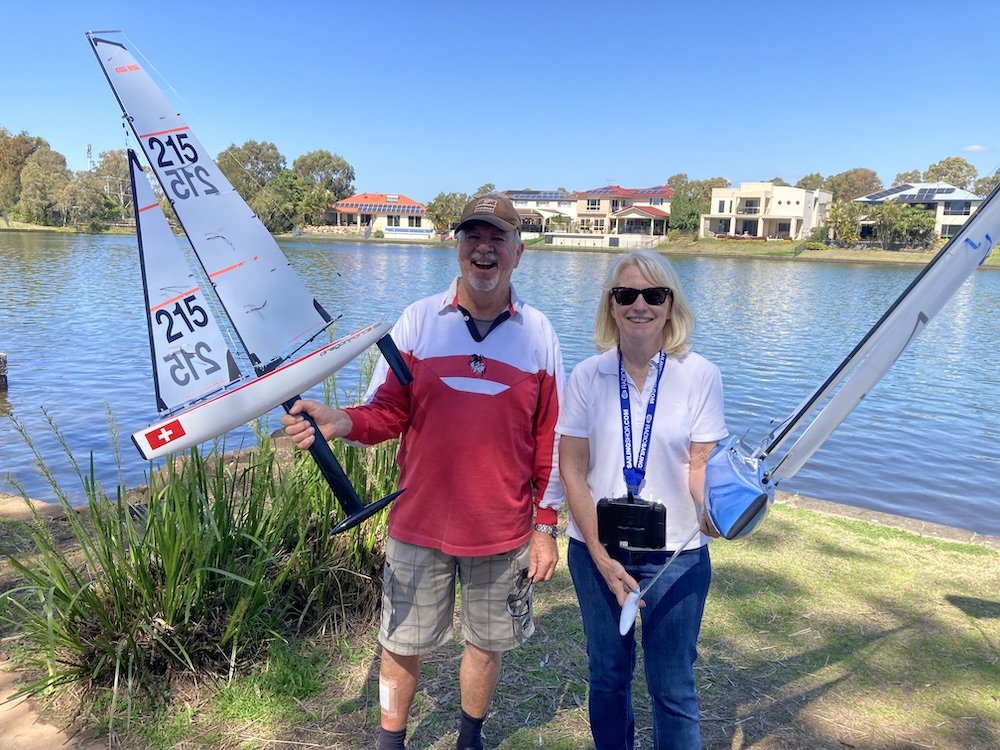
[619,349,667,496]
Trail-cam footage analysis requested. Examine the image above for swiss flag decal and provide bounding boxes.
[145,419,186,450]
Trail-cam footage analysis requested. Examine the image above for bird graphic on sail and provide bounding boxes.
[90,30,411,533]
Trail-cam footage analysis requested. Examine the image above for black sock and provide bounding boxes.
[456,709,485,749]
[377,726,406,750]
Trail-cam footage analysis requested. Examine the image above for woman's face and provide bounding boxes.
[610,264,672,349]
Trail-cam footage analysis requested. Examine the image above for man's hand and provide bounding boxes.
[527,532,558,583]
[279,399,352,449]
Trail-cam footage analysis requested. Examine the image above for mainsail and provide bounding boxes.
[705,183,999,540]
[88,32,330,370]
[89,31,412,533]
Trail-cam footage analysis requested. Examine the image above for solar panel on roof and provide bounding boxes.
[865,184,912,201]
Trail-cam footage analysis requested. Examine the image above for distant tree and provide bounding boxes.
[826,200,861,246]
[665,177,727,234]
[898,204,935,247]
[298,185,334,226]
[795,172,824,191]
[16,146,70,225]
[973,168,1000,197]
[923,156,977,189]
[0,129,46,213]
[474,183,496,197]
[893,170,921,186]
[63,169,119,230]
[93,149,131,219]
[426,191,469,235]
[768,177,790,186]
[688,177,729,205]
[250,169,304,233]
[217,140,286,204]
[292,149,355,201]
[666,173,689,192]
[823,168,882,202]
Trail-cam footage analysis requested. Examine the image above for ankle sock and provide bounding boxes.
[377,726,406,750]
[456,709,485,749]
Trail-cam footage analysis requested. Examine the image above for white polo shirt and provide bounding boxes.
[558,347,728,551]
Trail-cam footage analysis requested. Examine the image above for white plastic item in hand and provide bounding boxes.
[618,527,701,636]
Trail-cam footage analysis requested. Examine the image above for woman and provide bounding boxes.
[558,251,728,750]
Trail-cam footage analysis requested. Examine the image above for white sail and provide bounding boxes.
[762,192,998,483]
[128,150,242,412]
[87,32,330,370]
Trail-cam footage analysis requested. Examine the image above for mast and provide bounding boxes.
[757,182,999,484]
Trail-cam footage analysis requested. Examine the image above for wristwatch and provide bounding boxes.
[533,523,558,538]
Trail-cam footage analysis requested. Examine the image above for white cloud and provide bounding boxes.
[963,144,990,153]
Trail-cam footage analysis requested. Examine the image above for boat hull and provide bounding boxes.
[132,320,391,460]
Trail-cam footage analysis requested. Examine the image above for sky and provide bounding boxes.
[5,0,1000,204]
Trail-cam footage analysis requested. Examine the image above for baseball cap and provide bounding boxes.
[455,194,520,233]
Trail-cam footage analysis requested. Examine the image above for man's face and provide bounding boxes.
[457,221,524,294]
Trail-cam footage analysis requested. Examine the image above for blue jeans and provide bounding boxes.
[568,538,711,750]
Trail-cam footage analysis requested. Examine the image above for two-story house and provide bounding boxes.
[573,185,673,236]
[700,182,832,240]
[854,182,983,239]
[504,190,576,234]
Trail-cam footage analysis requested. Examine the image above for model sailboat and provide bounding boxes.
[89,31,411,533]
[705,184,1000,541]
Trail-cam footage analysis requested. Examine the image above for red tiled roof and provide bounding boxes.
[613,205,670,218]
[335,192,426,209]
[576,184,674,199]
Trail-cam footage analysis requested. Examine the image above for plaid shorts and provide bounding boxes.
[378,537,534,655]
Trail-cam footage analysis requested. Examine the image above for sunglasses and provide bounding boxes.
[610,286,673,306]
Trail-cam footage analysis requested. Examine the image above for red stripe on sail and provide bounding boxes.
[148,287,201,313]
[138,126,190,139]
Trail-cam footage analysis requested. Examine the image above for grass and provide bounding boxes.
[5,498,995,748]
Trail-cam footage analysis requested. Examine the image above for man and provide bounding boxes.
[282,194,564,750]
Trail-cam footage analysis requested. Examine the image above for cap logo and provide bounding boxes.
[474,198,499,215]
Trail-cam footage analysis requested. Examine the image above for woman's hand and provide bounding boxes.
[279,400,352,449]
[593,552,642,608]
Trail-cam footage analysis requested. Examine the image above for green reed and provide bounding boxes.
[1,358,402,727]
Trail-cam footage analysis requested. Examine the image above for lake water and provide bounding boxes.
[2,232,998,536]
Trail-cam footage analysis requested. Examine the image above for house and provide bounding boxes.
[700,182,832,240]
[853,182,982,239]
[573,185,673,236]
[325,192,433,240]
[504,190,576,234]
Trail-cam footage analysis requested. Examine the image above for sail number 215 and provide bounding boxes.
[147,132,219,200]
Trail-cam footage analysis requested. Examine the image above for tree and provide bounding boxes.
[93,149,131,221]
[973,168,1000,198]
[425,191,469,235]
[0,129,46,213]
[897,204,935,247]
[688,177,728,205]
[250,169,304,233]
[292,149,355,202]
[823,168,882,202]
[16,146,70,225]
[217,140,286,204]
[665,177,728,235]
[826,200,861,246]
[768,177,790,186]
[473,183,496,197]
[893,170,921,186]
[795,173,824,191]
[923,156,977,189]
[62,169,119,230]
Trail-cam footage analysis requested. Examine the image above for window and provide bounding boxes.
[718,200,726,212]
[408,216,422,227]
[387,215,400,227]
[940,224,963,238]
[594,219,605,232]
[586,199,600,211]
[650,197,664,205]
[944,201,971,216]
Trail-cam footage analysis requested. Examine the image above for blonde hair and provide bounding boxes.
[593,251,694,356]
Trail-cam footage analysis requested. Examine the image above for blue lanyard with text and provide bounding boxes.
[619,349,667,497]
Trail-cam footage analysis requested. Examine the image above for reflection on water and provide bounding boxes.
[1,233,998,536]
